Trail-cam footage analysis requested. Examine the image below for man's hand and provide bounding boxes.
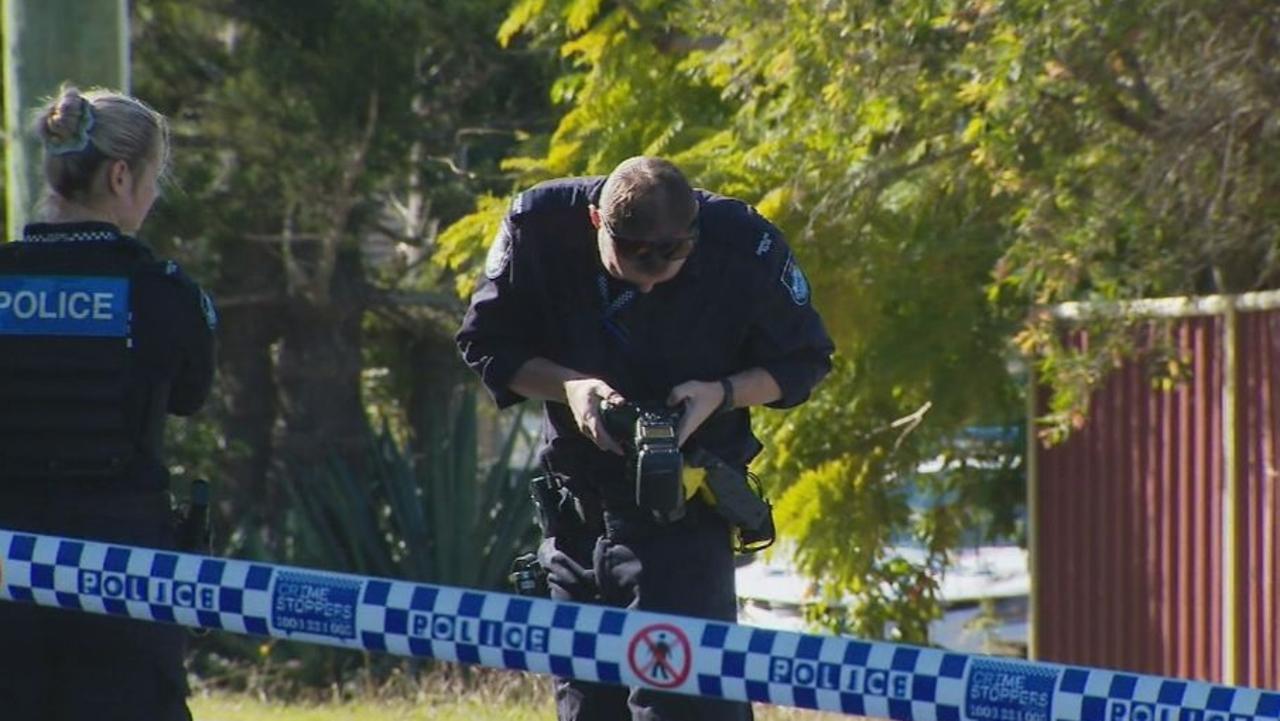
[563,378,625,454]
[668,379,727,448]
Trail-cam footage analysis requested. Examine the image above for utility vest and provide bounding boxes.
[0,240,168,481]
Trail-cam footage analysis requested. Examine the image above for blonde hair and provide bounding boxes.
[31,84,170,204]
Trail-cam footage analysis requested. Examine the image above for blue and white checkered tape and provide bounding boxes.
[2,528,1276,720]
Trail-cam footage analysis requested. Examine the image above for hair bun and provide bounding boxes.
[40,86,95,154]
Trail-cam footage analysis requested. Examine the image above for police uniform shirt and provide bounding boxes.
[457,177,834,496]
[0,221,216,490]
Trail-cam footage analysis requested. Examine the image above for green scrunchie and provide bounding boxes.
[47,97,96,156]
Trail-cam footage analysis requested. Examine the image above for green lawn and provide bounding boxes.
[189,692,854,721]
[189,694,553,721]
[188,663,851,720]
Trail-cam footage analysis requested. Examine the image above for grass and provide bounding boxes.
[188,660,856,721]
[189,693,552,721]
[189,664,553,721]
[186,665,849,721]
[189,694,856,721]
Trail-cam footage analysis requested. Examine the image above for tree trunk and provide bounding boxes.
[274,244,369,474]
[214,238,283,529]
[405,328,471,459]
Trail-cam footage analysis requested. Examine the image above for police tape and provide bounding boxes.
[1,528,1276,720]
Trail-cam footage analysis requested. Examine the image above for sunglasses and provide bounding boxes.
[602,216,700,262]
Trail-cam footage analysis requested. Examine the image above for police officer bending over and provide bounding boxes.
[0,86,215,721]
[457,156,834,721]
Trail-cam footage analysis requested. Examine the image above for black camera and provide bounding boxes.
[596,401,777,549]
[599,401,685,520]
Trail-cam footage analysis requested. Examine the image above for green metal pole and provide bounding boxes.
[3,0,129,241]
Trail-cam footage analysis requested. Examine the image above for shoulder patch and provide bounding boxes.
[780,253,811,305]
[484,222,513,280]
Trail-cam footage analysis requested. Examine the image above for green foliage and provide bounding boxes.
[194,391,541,694]
[436,194,513,298]
[433,0,1280,642]
[435,0,1029,641]
[278,391,539,590]
[132,0,558,533]
[164,412,236,490]
[129,0,1268,651]
[135,0,545,272]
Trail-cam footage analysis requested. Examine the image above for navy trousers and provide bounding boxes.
[538,500,753,721]
[0,487,191,721]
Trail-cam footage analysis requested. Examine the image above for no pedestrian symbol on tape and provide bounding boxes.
[628,623,691,688]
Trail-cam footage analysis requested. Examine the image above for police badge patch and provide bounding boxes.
[484,222,513,280]
[780,253,811,305]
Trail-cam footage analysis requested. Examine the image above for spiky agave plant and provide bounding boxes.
[280,389,539,590]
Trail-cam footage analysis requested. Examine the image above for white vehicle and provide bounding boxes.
[735,543,1029,656]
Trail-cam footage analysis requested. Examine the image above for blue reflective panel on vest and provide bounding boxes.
[0,276,130,337]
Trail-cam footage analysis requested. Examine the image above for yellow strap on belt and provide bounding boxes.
[681,466,718,505]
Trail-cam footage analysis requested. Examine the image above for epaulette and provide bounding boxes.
[698,193,785,261]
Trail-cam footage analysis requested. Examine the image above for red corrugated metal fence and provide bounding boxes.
[1235,312,1280,686]
[1035,311,1278,687]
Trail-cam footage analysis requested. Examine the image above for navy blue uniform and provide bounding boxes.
[0,221,215,721]
[457,177,833,721]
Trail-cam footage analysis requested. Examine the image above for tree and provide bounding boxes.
[129,2,560,686]
[132,0,555,535]
[436,0,1279,641]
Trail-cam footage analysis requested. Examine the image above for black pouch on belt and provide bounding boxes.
[692,449,777,552]
[529,473,588,537]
